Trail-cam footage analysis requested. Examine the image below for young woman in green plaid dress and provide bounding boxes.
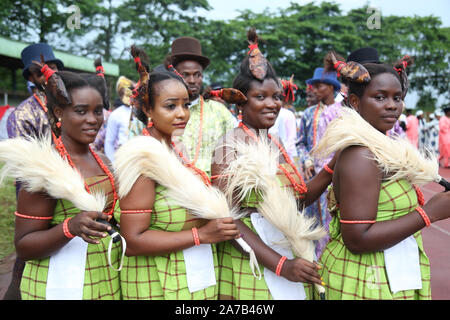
[116,47,240,300]
[210,30,337,300]
[15,70,121,300]
[313,53,450,299]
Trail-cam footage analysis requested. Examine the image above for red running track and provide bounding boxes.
[421,167,450,300]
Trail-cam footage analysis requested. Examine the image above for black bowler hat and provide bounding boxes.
[21,43,64,80]
[170,37,210,69]
[347,47,381,64]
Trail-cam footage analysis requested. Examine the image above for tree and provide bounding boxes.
[0,0,100,44]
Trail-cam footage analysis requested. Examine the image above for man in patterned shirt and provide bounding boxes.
[169,37,236,176]
[7,43,63,140]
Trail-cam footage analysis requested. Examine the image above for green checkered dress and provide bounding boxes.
[316,179,431,300]
[115,184,219,300]
[218,163,313,300]
[20,175,122,300]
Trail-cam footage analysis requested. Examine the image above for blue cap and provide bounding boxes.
[21,43,64,80]
[306,67,341,91]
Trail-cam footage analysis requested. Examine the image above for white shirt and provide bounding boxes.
[104,105,132,162]
[269,108,298,160]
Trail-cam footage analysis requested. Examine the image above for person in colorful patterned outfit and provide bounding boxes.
[168,37,236,176]
[7,43,63,141]
[14,69,121,300]
[211,29,336,300]
[296,67,342,258]
[114,46,240,300]
[313,52,450,300]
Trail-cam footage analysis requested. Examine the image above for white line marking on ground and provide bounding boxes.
[431,224,450,237]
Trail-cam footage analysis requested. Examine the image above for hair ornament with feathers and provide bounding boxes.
[130,45,150,110]
[246,28,268,80]
[31,54,71,106]
[203,87,248,105]
[324,51,371,84]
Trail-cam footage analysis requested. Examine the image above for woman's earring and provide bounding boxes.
[147,117,153,128]
[237,109,243,121]
[56,118,62,128]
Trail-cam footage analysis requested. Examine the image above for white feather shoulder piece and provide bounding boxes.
[222,137,326,259]
[222,136,326,293]
[0,134,105,212]
[312,107,439,186]
[113,135,240,220]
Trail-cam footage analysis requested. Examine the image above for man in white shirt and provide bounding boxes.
[104,76,135,162]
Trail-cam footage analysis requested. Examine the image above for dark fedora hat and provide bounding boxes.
[347,47,381,64]
[21,43,64,80]
[170,37,210,69]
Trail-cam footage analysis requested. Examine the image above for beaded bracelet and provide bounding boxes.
[63,217,75,239]
[121,209,153,214]
[340,219,376,224]
[14,211,52,220]
[192,227,201,246]
[275,256,287,276]
[416,206,431,227]
[323,164,334,175]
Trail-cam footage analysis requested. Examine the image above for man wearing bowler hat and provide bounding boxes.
[3,42,63,300]
[169,36,235,176]
[7,43,64,140]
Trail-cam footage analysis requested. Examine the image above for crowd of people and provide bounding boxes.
[1,29,450,301]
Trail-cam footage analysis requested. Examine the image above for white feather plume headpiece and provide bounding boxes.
[221,136,326,296]
[114,135,261,278]
[312,107,440,186]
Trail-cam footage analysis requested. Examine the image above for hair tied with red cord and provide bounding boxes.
[281,75,298,102]
[393,54,414,100]
[166,64,186,83]
[246,28,268,80]
[94,57,105,78]
[130,45,150,109]
[31,54,71,108]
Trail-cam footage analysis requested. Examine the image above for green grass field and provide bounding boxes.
[0,168,16,260]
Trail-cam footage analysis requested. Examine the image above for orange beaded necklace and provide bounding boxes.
[142,126,211,186]
[238,122,307,194]
[52,134,118,216]
[34,93,48,113]
[312,102,324,147]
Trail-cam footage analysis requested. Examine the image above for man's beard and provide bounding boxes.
[188,84,203,102]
